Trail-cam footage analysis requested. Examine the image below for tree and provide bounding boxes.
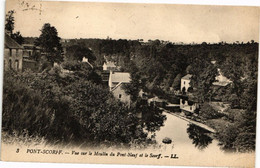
[12,31,24,45]
[199,102,223,120]
[187,87,193,93]
[122,61,142,102]
[62,61,102,84]
[5,10,24,45]
[187,124,213,150]
[5,10,15,34]
[172,73,182,90]
[185,65,192,74]
[35,23,63,63]
[189,58,217,103]
[66,43,96,62]
[4,69,149,146]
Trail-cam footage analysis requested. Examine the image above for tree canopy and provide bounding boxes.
[65,43,96,62]
[5,10,24,45]
[5,10,15,34]
[35,23,63,63]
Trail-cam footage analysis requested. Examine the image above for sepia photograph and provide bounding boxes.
[0,0,259,167]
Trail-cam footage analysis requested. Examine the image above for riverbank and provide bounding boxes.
[162,109,216,133]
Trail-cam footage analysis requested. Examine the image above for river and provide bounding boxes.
[153,112,223,154]
[144,111,255,167]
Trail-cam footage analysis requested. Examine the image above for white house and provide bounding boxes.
[213,68,232,87]
[180,74,192,93]
[109,71,131,106]
[180,98,198,114]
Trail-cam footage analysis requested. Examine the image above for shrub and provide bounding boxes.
[199,102,223,120]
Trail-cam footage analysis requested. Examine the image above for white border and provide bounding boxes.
[0,0,259,168]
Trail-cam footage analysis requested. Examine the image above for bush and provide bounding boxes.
[199,102,223,120]
[216,109,256,152]
[2,72,84,144]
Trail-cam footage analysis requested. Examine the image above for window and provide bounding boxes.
[119,94,122,99]
[181,99,185,105]
[16,49,18,56]
[9,49,12,57]
[184,81,185,85]
[15,60,19,70]
[190,107,192,111]
[9,59,12,69]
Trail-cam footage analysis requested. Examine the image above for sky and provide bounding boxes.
[5,0,260,43]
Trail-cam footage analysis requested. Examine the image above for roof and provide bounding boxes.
[5,33,23,49]
[23,59,37,63]
[182,74,192,80]
[104,61,116,67]
[211,60,216,64]
[111,82,124,92]
[110,72,130,83]
[22,44,34,47]
[148,96,165,102]
[22,44,41,50]
[213,81,231,87]
[23,37,37,45]
[82,57,93,68]
[213,68,232,86]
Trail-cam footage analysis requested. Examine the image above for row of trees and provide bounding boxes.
[64,37,258,101]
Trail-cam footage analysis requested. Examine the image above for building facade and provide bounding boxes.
[22,44,41,59]
[180,74,192,93]
[213,68,232,86]
[180,98,198,114]
[111,83,131,106]
[4,33,23,71]
[109,71,131,106]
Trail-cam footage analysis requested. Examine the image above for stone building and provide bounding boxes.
[4,33,23,71]
[109,71,131,106]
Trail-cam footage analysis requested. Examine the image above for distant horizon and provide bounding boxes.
[6,0,259,44]
[22,35,258,45]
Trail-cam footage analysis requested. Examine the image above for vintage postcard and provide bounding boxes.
[1,0,259,167]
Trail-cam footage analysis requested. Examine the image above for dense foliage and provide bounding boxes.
[72,39,257,152]
[65,43,96,62]
[5,10,24,45]
[2,68,151,147]
[5,10,15,34]
[35,23,63,63]
[199,103,224,120]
